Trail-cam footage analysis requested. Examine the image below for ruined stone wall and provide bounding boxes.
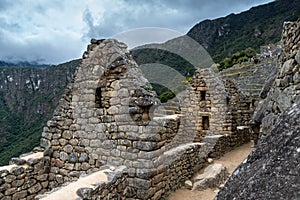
[0,152,51,200]
[174,68,252,158]
[223,79,252,129]
[176,68,229,145]
[26,39,209,199]
[35,166,128,200]
[177,68,251,144]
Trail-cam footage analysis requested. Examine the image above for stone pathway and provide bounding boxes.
[167,142,253,200]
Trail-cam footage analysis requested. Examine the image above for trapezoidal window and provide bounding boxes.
[95,87,103,108]
[202,116,209,130]
[200,91,206,101]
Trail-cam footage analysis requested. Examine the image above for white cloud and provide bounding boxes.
[0,0,274,64]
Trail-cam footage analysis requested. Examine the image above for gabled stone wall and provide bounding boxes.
[178,68,251,142]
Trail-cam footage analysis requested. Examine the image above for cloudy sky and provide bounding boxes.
[0,0,274,64]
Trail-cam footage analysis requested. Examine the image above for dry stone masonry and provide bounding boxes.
[177,68,252,158]
[0,37,252,199]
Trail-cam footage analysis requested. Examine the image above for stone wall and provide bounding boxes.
[0,152,51,200]
[36,166,128,200]
[176,68,251,145]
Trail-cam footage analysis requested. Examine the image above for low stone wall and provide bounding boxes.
[124,143,208,199]
[36,166,128,200]
[0,153,52,200]
[203,127,250,158]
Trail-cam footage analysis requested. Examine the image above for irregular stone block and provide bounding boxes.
[192,163,229,190]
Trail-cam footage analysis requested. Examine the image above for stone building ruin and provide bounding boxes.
[0,38,252,199]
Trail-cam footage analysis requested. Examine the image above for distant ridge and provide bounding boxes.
[187,0,300,62]
[0,60,50,68]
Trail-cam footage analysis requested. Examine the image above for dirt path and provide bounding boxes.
[167,142,253,200]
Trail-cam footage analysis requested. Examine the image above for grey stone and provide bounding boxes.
[280,59,294,77]
[12,191,27,199]
[81,162,90,171]
[10,158,26,165]
[5,175,16,183]
[185,180,193,189]
[11,167,24,176]
[68,153,78,163]
[63,144,73,153]
[11,179,24,187]
[79,153,88,162]
[192,163,228,190]
[295,49,300,64]
[69,171,80,178]
[44,148,54,157]
[40,138,51,149]
[76,188,93,199]
[60,151,68,161]
[28,183,42,194]
[62,130,72,139]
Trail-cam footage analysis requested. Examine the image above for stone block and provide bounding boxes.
[63,144,73,153]
[62,131,72,139]
[12,191,27,200]
[128,177,151,189]
[59,151,68,161]
[120,151,138,160]
[192,163,229,191]
[133,141,157,151]
[5,188,16,196]
[28,183,42,194]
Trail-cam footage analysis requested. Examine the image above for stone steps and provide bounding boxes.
[219,61,275,98]
[154,98,181,116]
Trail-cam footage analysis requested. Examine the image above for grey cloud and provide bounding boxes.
[82,8,103,39]
[82,0,274,40]
[0,0,275,64]
[0,0,14,11]
[0,17,21,32]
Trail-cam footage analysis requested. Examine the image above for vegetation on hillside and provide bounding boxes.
[131,48,197,102]
[218,48,257,71]
[187,0,300,63]
[0,60,78,165]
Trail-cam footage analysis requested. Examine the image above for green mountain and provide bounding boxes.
[0,60,78,165]
[187,0,300,63]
